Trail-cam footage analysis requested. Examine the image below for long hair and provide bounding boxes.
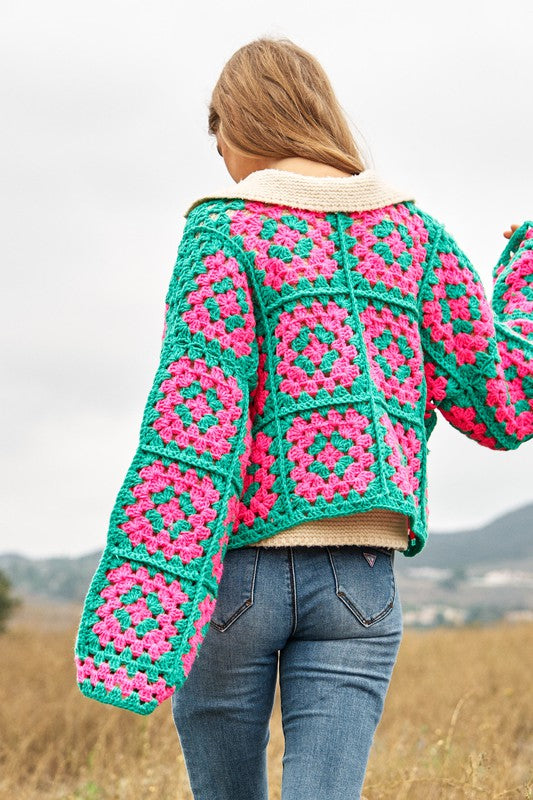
[208,36,371,175]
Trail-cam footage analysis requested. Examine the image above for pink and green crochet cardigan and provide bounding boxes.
[74,168,533,715]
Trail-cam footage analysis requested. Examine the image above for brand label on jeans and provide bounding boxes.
[363,551,377,567]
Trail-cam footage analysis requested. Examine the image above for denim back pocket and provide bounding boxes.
[326,546,396,627]
[210,547,260,632]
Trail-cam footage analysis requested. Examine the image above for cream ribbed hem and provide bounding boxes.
[245,509,409,550]
[184,168,415,217]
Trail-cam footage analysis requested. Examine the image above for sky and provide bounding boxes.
[1,0,532,558]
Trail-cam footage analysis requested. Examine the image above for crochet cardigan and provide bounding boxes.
[74,167,533,715]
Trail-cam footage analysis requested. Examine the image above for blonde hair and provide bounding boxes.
[208,36,370,175]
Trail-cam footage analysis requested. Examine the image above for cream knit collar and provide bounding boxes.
[183,167,415,217]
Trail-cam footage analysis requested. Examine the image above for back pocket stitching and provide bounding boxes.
[211,547,260,632]
[326,546,395,628]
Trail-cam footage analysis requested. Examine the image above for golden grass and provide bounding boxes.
[0,602,531,800]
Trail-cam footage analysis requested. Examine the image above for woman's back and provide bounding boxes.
[179,167,533,555]
[74,163,533,717]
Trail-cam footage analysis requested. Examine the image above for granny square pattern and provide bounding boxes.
[75,192,533,715]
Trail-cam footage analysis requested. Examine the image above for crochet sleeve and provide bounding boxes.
[74,212,258,715]
[420,220,533,450]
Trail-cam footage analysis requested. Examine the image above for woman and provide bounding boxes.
[74,36,532,800]
[168,37,532,799]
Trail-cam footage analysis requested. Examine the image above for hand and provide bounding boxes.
[503,224,520,239]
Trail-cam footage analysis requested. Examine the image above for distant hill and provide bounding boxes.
[0,503,532,625]
[392,502,533,624]
[394,502,533,571]
[0,550,102,604]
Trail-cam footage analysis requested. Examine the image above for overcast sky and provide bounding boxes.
[2,0,532,558]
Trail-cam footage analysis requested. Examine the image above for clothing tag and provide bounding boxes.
[363,551,377,567]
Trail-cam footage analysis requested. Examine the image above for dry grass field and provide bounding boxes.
[0,601,531,800]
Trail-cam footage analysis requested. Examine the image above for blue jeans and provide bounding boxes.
[171,544,403,800]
